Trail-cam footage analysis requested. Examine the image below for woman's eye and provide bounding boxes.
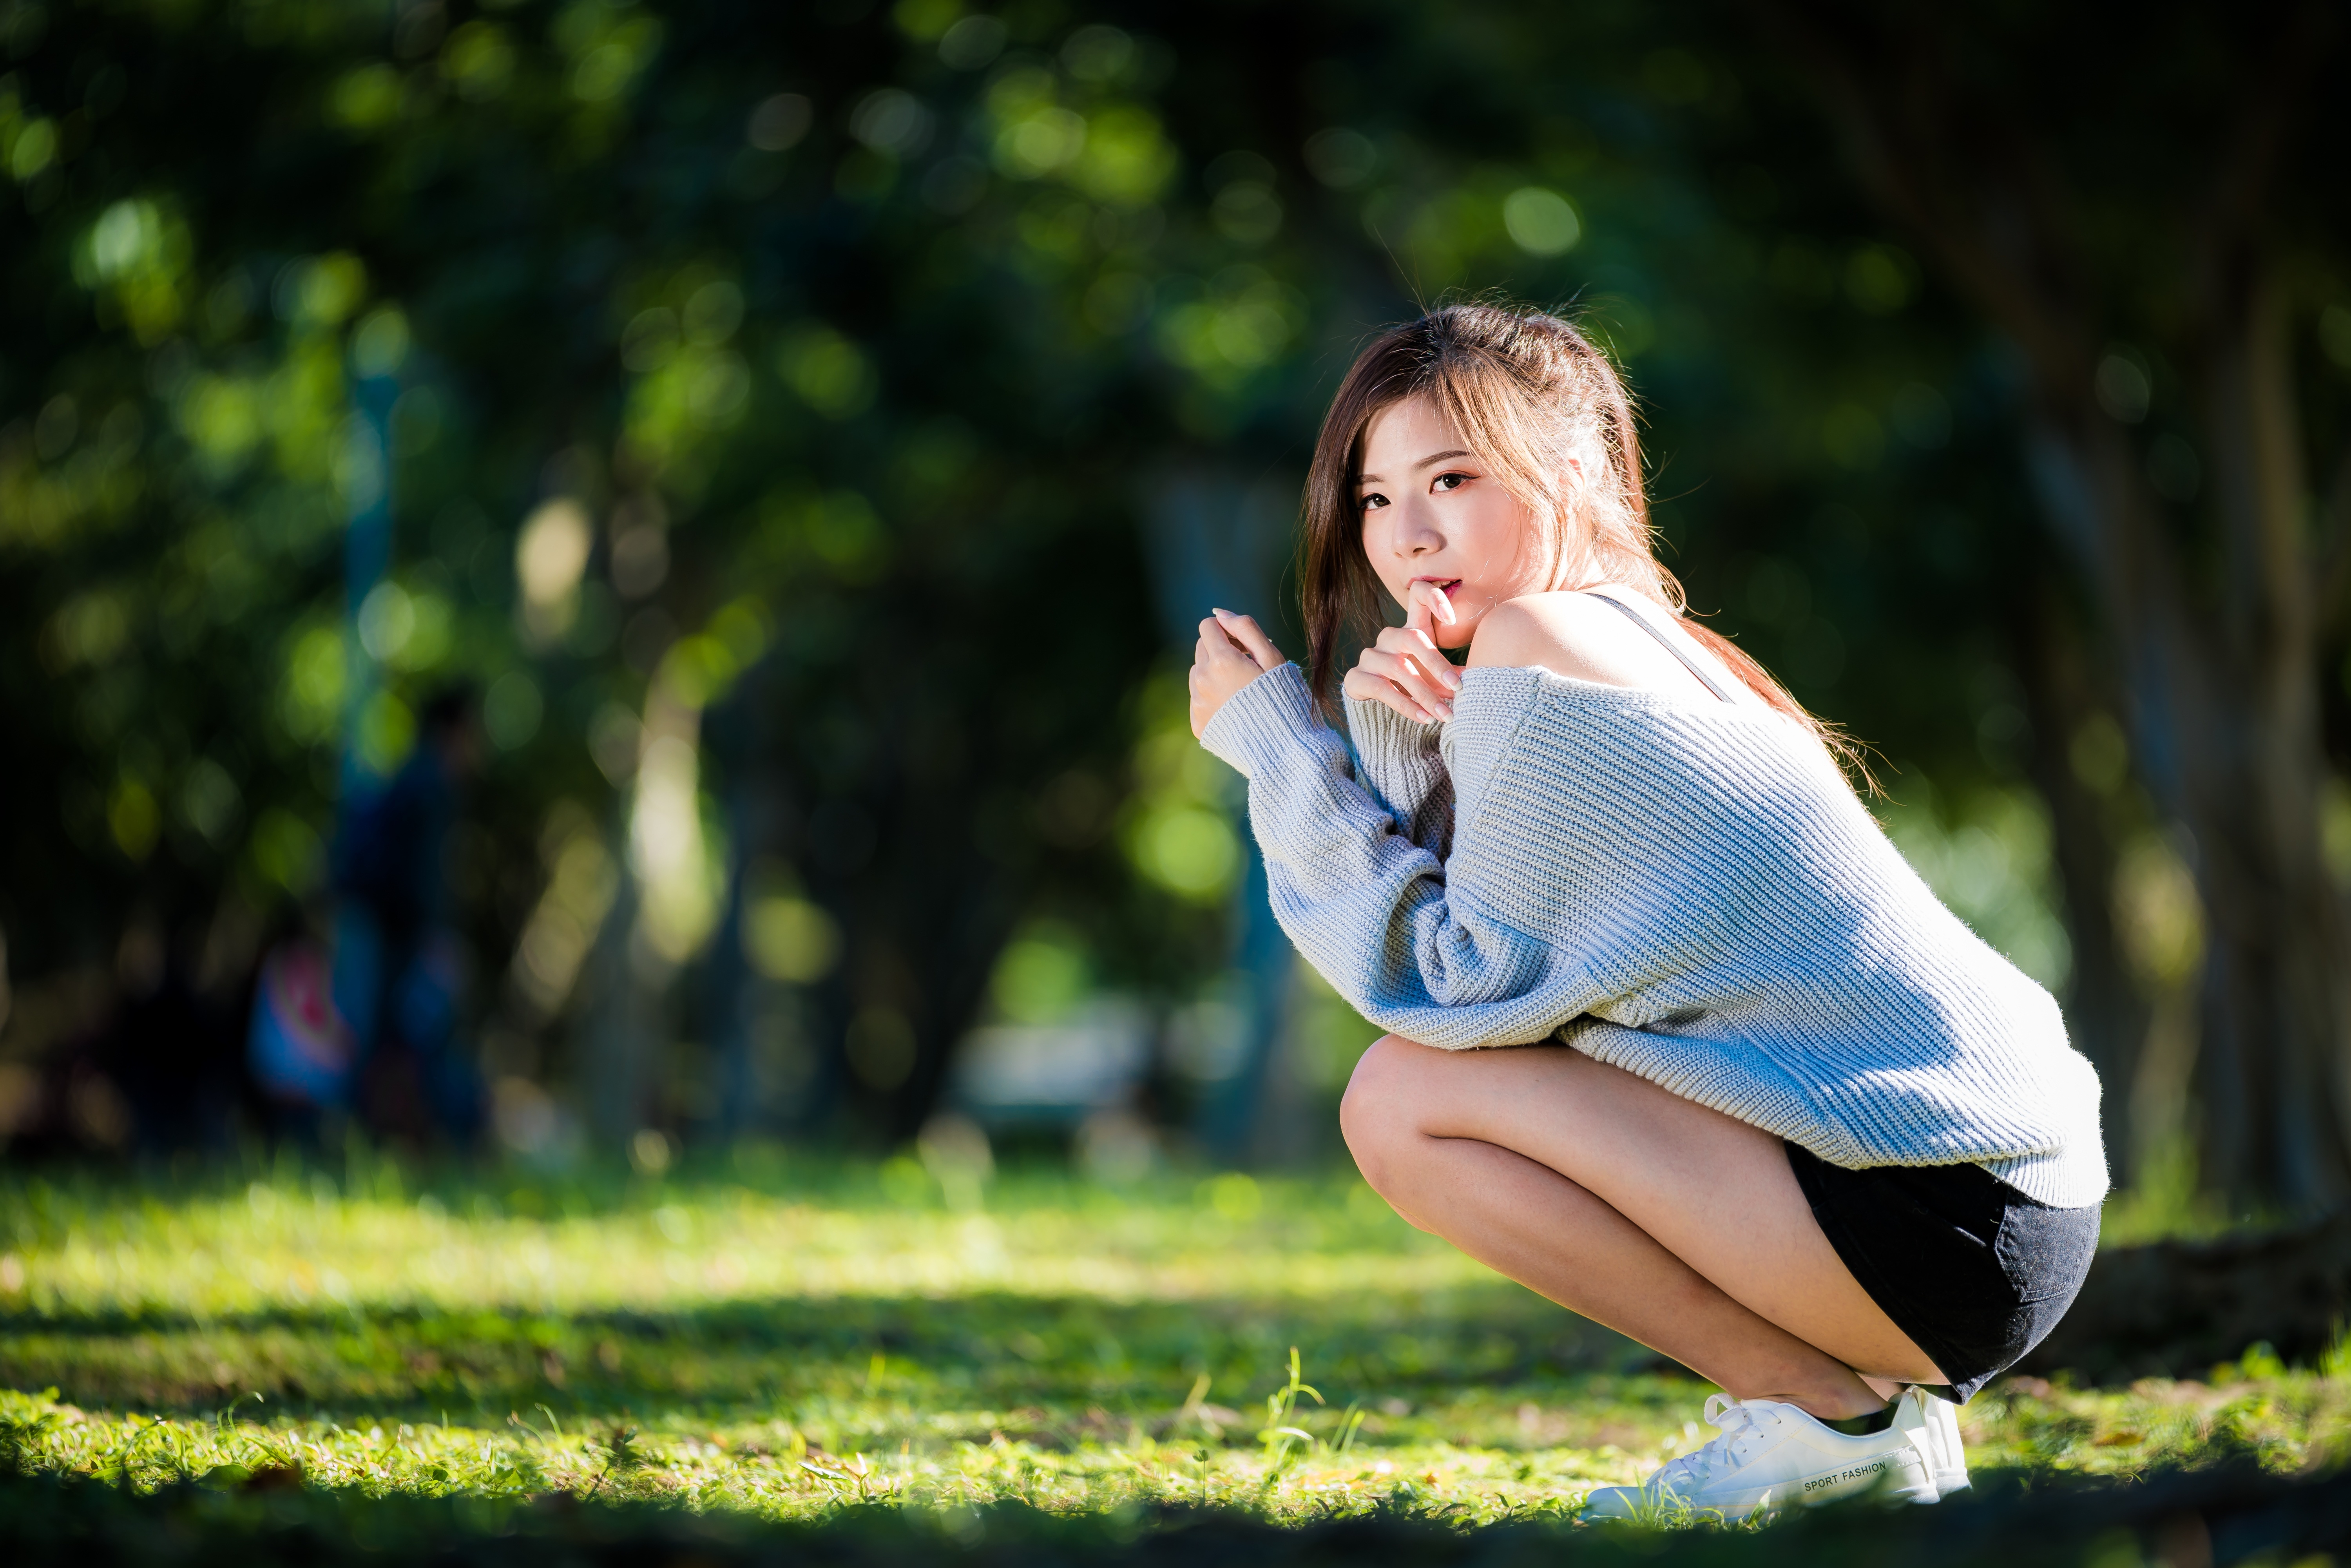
[1434,472,1469,492]
[1360,492,1388,511]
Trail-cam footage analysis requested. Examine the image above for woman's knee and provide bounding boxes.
[1339,1034,1443,1190]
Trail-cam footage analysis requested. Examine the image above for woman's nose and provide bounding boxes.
[1390,507,1440,557]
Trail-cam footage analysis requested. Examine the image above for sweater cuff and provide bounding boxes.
[1199,663,1324,779]
[1344,693,1444,765]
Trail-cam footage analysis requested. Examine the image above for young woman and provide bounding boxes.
[1186,304,2104,1520]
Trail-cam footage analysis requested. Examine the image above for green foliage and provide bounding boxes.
[1253,1346,1322,1479]
[1880,782,2073,991]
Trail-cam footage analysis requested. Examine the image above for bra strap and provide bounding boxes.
[1583,591,1741,704]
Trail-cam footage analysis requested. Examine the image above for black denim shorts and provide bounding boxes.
[1785,1141,2100,1402]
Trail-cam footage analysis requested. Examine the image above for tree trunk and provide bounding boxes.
[2011,581,2150,1179]
[2025,352,2351,1206]
[2186,278,2351,1206]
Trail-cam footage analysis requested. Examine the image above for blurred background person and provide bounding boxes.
[328,686,485,1148]
[245,905,354,1146]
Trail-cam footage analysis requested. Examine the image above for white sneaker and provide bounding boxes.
[1893,1386,1969,1496]
[1581,1393,1938,1523]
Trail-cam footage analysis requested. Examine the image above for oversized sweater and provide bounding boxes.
[1199,661,2108,1209]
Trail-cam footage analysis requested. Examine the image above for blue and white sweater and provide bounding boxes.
[1200,661,2107,1209]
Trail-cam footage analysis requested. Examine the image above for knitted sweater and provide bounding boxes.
[1199,661,2108,1209]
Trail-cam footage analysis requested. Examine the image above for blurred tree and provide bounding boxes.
[0,0,1187,1147]
[0,0,2255,1176]
[1758,0,2351,1209]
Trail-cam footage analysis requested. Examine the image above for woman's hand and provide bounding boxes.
[1190,609,1285,740]
[1342,580,1463,724]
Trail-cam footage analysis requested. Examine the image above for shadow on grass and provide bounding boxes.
[4,1458,2350,1565]
[0,1148,1342,1224]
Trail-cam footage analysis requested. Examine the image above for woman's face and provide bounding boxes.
[1357,393,1554,650]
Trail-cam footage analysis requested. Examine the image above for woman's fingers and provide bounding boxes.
[1191,617,1267,739]
[1350,647,1455,722]
[1343,666,1442,725]
[1210,608,1285,671]
[1361,648,1456,719]
[1373,625,1458,705]
[1374,625,1462,692]
[1196,616,1255,670]
[1405,579,1458,635]
[1366,629,1461,722]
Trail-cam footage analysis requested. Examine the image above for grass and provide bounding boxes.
[2,1144,2348,1542]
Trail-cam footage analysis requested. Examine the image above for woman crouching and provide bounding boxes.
[1186,303,2103,1521]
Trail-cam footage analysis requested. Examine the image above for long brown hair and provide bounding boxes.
[1300,302,1855,770]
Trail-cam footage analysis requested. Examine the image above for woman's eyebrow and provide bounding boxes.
[1358,449,1474,486]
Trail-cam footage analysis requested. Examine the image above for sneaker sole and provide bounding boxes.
[1583,1458,1938,1523]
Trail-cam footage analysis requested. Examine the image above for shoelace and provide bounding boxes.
[1648,1394,1782,1496]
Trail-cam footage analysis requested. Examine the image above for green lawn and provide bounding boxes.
[1,1146,2344,1532]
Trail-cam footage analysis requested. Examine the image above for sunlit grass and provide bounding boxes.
[2,1146,2345,1528]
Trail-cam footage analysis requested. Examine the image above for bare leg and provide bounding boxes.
[1339,1036,1945,1421]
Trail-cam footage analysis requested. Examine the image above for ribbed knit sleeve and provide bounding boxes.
[1202,664,1599,1050]
[1344,693,1454,857]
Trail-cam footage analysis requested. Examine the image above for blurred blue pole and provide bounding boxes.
[326,373,397,1072]
[1201,838,1294,1162]
[339,373,398,791]
[1143,471,1297,1165]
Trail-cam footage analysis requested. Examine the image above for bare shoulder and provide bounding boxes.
[1467,590,1721,701]
[1465,593,1621,679]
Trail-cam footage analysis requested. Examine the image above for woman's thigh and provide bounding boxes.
[1343,1035,1940,1382]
